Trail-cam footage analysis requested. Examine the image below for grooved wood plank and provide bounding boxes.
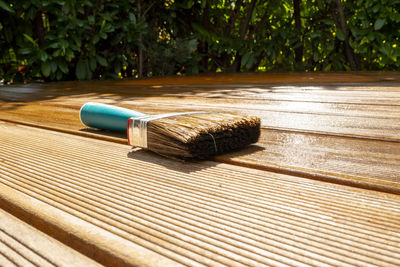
[1,122,400,266]
[1,98,399,193]
[0,209,102,267]
[3,76,400,103]
[2,76,400,141]
[218,130,400,194]
[1,73,400,194]
[2,98,400,143]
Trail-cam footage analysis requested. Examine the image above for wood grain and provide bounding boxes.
[1,72,400,193]
[0,209,101,267]
[218,129,400,193]
[2,74,400,140]
[1,122,400,266]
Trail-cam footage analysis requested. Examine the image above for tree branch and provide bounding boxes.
[249,6,269,38]
[293,0,303,65]
[239,0,258,39]
[231,0,258,72]
[331,0,359,70]
[143,1,156,17]
[34,11,45,45]
[224,0,244,37]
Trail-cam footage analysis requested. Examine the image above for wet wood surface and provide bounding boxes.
[1,122,399,266]
[1,72,399,193]
[1,72,400,265]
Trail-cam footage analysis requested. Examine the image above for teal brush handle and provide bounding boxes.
[80,102,146,131]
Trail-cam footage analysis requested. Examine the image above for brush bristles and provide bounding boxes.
[146,113,261,159]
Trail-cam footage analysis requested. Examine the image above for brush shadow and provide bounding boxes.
[126,149,218,174]
[79,128,126,139]
[220,144,265,158]
[126,144,265,174]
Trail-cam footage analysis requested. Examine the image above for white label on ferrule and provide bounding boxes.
[128,112,210,148]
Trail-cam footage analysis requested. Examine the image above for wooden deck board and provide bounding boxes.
[2,98,400,142]
[3,76,400,142]
[0,209,101,267]
[1,73,400,193]
[219,129,400,193]
[1,121,400,266]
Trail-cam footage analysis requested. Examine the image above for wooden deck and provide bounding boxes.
[0,208,101,266]
[1,72,400,266]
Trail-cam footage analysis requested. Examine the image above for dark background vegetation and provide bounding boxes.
[0,0,399,82]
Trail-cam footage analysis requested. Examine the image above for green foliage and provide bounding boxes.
[146,38,199,76]
[1,0,144,81]
[1,0,400,82]
[345,0,400,68]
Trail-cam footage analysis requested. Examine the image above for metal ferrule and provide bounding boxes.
[128,112,209,148]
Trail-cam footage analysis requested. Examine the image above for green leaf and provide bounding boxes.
[344,64,351,71]
[374,18,385,31]
[41,63,51,77]
[49,61,57,73]
[360,36,369,45]
[18,47,33,55]
[187,39,198,53]
[336,29,345,41]
[103,24,115,33]
[96,55,108,66]
[53,49,61,57]
[89,57,96,71]
[313,53,320,62]
[38,50,49,62]
[323,64,332,71]
[58,61,69,74]
[241,53,255,69]
[92,35,100,44]
[0,1,14,13]
[129,13,136,24]
[310,32,320,39]
[66,49,75,61]
[56,70,63,80]
[241,53,250,67]
[59,40,68,49]
[367,32,375,41]
[77,5,84,14]
[49,42,59,48]
[88,15,95,25]
[86,62,93,79]
[322,19,334,26]
[23,34,38,46]
[186,0,194,8]
[46,34,57,41]
[76,59,87,80]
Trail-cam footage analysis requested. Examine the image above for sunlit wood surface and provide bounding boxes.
[1,72,399,193]
[1,122,400,266]
[0,208,101,266]
[1,72,400,265]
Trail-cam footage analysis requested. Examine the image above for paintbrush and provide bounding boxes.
[80,102,260,159]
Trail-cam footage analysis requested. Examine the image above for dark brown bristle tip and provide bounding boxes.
[146,113,261,159]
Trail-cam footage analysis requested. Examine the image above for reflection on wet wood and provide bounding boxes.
[2,89,400,141]
[1,72,400,193]
[1,102,399,194]
[218,130,400,194]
